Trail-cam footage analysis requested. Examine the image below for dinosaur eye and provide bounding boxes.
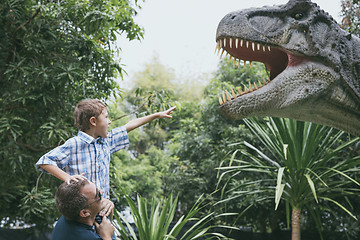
[293,12,304,20]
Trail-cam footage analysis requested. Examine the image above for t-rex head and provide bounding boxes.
[216,0,360,136]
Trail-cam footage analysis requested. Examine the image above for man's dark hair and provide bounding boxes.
[55,180,89,220]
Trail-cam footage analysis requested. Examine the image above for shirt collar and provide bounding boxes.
[78,131,95,144]
[78,131,104,144]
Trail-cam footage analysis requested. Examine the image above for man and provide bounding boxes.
[52,180,115,240]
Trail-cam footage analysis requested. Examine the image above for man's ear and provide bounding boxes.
[79,209,91,218]
[89,116,96,127]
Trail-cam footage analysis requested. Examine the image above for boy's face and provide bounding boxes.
[94,108,111,138]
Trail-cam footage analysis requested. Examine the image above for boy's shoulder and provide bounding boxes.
[56,135,79,148]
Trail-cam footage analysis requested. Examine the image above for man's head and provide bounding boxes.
[73,99,107,132]
[55,180,103,221]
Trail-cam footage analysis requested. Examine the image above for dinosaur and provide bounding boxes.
[215,0,360,137]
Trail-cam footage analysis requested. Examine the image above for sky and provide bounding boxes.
[116,0,342,87]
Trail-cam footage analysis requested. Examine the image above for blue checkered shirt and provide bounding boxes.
[35,126,129,199]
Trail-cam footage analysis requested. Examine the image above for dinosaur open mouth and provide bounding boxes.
[216,37,299,104]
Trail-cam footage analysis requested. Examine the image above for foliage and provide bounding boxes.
[0,0,144,229]
[341,0,360,36]
[114,193,228,240]
[217,117,360,238]
[164,60,265,214]
[107,93,179,206]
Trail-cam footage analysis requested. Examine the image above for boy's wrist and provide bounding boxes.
[154,112,161,119]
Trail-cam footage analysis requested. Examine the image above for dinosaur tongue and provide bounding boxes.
[266,50,309,79]
[287,53,307,66]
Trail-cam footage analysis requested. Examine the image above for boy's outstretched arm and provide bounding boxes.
[39,164,87,184]
[125,106,176,132]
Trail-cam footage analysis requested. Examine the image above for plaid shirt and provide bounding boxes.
[35,126,129,199]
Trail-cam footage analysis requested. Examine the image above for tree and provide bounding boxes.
[161,60,266,214]
[0,0,144,229]
[341,0,360,36]
[217,117,360,240]
[106,59,180,208]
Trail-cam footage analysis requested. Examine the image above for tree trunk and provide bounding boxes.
[292,208,301,240]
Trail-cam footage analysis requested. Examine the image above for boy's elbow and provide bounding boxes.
[38,164,49,169]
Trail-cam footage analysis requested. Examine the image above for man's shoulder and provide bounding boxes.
[52,216,101,240]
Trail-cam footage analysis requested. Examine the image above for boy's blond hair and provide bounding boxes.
[73,99,106,131]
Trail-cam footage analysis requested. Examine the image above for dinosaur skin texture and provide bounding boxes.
[216,0,360,137]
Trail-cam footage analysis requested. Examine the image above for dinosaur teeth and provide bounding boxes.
[215,38,271,68]
[218,95,224,105]
[216,37,274,105]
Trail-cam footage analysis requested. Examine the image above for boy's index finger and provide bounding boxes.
[168,106,176,112]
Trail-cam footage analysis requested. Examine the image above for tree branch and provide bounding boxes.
[112,92,156,121]
[13,7,41,35]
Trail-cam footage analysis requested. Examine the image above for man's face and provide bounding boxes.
[81,182,104,215]
[94,108,111,138]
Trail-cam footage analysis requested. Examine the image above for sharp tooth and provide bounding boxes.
[233,59,236,67]
[222,91,226,103]
[229,55,232,61]
[268,46,271,51]
[246,41,249,48]
[220,49,225,58]
[244,61,247,68]
[225,52,229,58]
[258,80,263,87]
[219,40,223,48]
[243,84,249,93]
[254,82,258,90]
[237,87,243,95]
[238,60,241,68]
[231,89,236,98]
[263,78,267,85]
[257,43,260,51]
[249,82,252,91]
[215,45,219,55]
[263,46,266,52]
[224,39,226,47]
[235,39,239,48]
[218,95,224,105]
[249,61,252,67]
[251,42,255,51]
[226,91,231,101]
[240,39,243,47]
[230,38,232,48]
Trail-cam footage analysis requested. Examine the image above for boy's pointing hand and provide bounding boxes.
[158,106,176,119]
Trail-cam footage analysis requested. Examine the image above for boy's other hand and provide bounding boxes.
[158,106,176,119]
[99,199,114,217]
[65,173,87,184]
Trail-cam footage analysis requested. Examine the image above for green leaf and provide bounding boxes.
[305,174,318,203]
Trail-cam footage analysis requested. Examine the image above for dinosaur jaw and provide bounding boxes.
[216,37,338,120]
[215,37,310,93]
[216,38,292,81]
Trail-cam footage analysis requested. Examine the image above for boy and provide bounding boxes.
[35,99,176,216]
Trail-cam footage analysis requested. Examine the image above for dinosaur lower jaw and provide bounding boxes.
[215,37,308,103]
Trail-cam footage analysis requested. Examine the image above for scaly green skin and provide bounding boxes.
[216,0,360,136]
